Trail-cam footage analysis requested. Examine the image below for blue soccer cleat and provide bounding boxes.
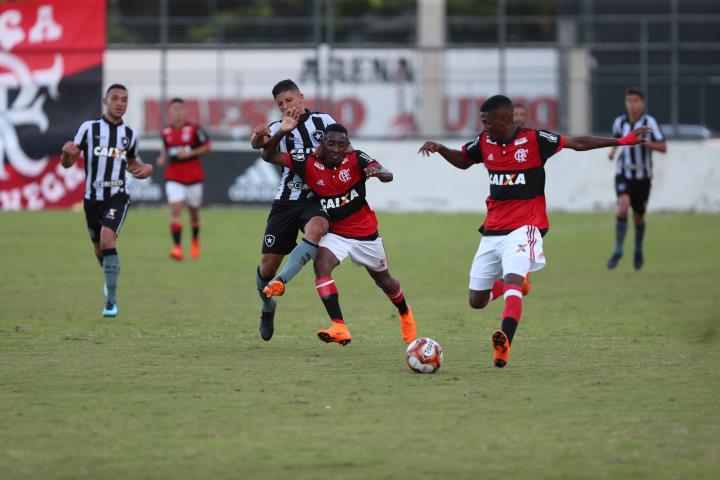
[102,301,118,318]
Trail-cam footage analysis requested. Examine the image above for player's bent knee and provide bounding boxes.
[469,292,490,309]
[305,220,329,242]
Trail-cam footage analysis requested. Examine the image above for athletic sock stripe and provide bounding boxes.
[504,289,523,299]
[388,289,403,300]
[315,280,335,289]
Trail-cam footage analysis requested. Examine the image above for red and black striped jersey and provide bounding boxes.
[462,127,566,235]
[160,123,210,185]
[282,150,381,239]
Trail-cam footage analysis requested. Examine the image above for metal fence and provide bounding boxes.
[107,9,720,137]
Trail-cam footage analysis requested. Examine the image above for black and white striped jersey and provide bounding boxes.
[74,116,138,201]
[612,113,664,180]
[268,109,336,202]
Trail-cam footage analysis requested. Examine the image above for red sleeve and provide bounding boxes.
[462,135,483,163]
[282,152,293,170]
[536,130,565,164]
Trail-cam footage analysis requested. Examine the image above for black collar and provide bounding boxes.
[102,115,123,126]
[298,108,311,123]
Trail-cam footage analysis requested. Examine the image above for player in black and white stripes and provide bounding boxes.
[61,84,153,317]
[607,87,667,270]
[250,79,335,341]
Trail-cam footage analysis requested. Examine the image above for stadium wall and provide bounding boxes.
[359,139,720,213]
[122,139,720,214]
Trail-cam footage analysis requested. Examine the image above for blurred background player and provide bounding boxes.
[157,98,212,261]
[249,80,335,341]
[513,104,529,128]
[419,95,649,368]
[60,84,153,317]
[261,119,417,346]
[606,87,666,270]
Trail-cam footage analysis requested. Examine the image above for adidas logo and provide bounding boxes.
[228,158,281,202]
[316,179,325,186]
[488,153,494,161]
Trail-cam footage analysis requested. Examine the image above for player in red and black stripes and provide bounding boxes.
[260,115,417,346]
[419,95,650,368]
[157,98,211,261]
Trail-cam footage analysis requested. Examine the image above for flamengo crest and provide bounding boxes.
[514,148,528,162]
[0,5,64,180]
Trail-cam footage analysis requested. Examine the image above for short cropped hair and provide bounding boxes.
[105,83,128,96]
[272,79,300,98]
[325,123,349,137]
[625,87,645,100]
[480,95,513,113]
[170,97,184,105]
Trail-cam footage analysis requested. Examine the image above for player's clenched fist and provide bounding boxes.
[129,163,153,179]
[62,141,80,156]
[417,141,443,156]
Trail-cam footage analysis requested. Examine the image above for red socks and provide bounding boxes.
[490,279,505,303]
[315,277,344,324]
[385,284,409,314]
[502,284,523,322]
[170,222,182,246]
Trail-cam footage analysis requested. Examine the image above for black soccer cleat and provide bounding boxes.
[607,252,622,270]
[259,300,276,341]
[633,251,644,271]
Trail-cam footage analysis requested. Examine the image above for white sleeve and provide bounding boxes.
[611,117,622,138]
[73,121,90,146]
[646,115,665,141]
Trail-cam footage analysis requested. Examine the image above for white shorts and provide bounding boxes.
[165,181,203,208]
[469,225,546,291]
[319,232,388,272]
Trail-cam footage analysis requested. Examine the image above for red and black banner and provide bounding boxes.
[0,0,105,210]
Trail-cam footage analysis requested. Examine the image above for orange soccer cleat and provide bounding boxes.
[491,329,511,368]
[521,273,532,296]
[190,239,200,259]
[317,321,352,346]
[399,306,417,344]
[263,279,286,297]
[170,245,184,261]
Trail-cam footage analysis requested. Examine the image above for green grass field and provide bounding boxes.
[1,209,718,480]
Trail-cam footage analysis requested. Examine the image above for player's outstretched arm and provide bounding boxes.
[126,155,153,179]
[260,110,300,166]
[60,141,80,168]
[365,165,393,183]
[418,141,475,170]
[565,126,650,152]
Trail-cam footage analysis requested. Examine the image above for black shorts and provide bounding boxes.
[83,193,131,243]
[262,200,328,255]
[615,176,651,215]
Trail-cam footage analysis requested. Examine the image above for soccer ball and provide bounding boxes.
[405,337,443,374]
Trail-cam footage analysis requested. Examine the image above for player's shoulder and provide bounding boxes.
[309,112,336,124]
[78,119,98,131]
[612,113,628,124]
[350,149,376,163]
[268,120,281,130]
[122,122,139,136]
[533,128,560,141]
[643,113,660,124]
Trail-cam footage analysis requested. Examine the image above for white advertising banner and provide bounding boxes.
[358,140,720,213]
[104,47,558,139]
